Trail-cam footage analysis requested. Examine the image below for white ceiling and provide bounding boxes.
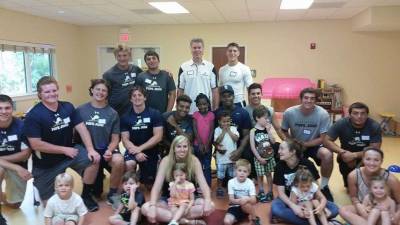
[0,0,400,26]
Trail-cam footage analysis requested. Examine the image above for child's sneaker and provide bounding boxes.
[252,216,261,225]
[216,187,225,198]
[265,191,273,202]
[257,191,267,203]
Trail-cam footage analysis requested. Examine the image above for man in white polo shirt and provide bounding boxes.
[177,38,218,114]
[219,42,253,107]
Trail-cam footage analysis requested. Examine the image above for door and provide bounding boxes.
[212,46,245,74]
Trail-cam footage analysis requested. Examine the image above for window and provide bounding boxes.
[0,42,55,97]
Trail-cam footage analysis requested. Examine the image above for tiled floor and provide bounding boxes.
[3,137,400,225]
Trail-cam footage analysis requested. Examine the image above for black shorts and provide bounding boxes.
[227,205,248,222]
[120,212,131,222]
[337,158,361,187]
[304,146,322,165]
[241,148,257,179]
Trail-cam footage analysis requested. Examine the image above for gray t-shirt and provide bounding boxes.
[76,102,120,152]
[136,70,176,113]
[281,105,330,142]
[245,104,274,126]
[103,64,143,115]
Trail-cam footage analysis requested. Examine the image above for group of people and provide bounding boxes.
[0,37,398,225]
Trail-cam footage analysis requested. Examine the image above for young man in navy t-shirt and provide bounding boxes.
[0,95,32,209]
[120,85,163,187]
[24,77,101,211]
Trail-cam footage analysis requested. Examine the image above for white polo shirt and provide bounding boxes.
[178,59,217,114]
[219,62,252,104]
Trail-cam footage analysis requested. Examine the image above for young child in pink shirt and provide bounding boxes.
[192,93,215,186]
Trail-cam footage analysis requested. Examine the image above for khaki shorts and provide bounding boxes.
[3,168,27,204]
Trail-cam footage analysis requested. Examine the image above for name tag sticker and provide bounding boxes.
[303,129,311,135]
[98,119,106,124]
[130,73,136,77]
[229,71,237,77]
[354,137,360,141]
[63,117,71,124]
[7,135,17,141]
[361,135,370,141]
[145,79,152,84]
[187,70,194,75]
[143,117,151,123]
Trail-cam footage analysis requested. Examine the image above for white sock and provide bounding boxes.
[320,177,329,188]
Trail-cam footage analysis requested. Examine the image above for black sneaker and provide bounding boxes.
[0,213,7,225]
[83,195,99,212]
[321,186,334,202]
[106,193,115,205]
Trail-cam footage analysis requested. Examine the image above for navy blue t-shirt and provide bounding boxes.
[0,118,28,168]
[24,101,82,168]
[120,107,163,157]
[214,105,252,146]
[162,111,193,143]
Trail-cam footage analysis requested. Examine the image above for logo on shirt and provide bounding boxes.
[122,72,136,87]
[85,111,106,128]
[144,78,162,91]
[132,116,150,130]
[51,114,71,131]
[284,172,296,188]
[0,134,17,152]
[255,132,272,158]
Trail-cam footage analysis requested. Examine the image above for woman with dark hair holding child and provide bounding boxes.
[271,138,339,225]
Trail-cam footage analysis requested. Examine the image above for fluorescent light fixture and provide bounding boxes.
[148,2,189,14]
[280,0,314,9]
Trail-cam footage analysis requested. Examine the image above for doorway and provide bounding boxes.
[211,46,245,73]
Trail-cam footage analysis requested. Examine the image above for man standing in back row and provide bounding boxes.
[177,38,218,114]
[219,42,253,107]
[103,44,143,116]
[136,50,176,114]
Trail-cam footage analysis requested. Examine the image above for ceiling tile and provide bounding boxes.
[304,8,337,19]
[329,6,367,18]
[110,0,153,10]
[246,0,280,11]
[180,1,226,23]
[249,10,277,21]
[277,9,307,21]
[213,0,247,11]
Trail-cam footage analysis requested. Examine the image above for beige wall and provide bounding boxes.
[0,8,85,112]
[1,7,400,119]
[81,22,400,119]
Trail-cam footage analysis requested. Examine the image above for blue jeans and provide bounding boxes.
[193,145,212,186]
[271,197,339,225]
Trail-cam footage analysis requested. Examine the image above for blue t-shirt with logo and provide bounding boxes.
[24,101,82,168]
[0,118,29,168]
[120,107,163,158]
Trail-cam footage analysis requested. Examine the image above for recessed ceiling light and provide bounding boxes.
[148,2,189,14]
[280,0,314,10]
[57,10,65,14]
